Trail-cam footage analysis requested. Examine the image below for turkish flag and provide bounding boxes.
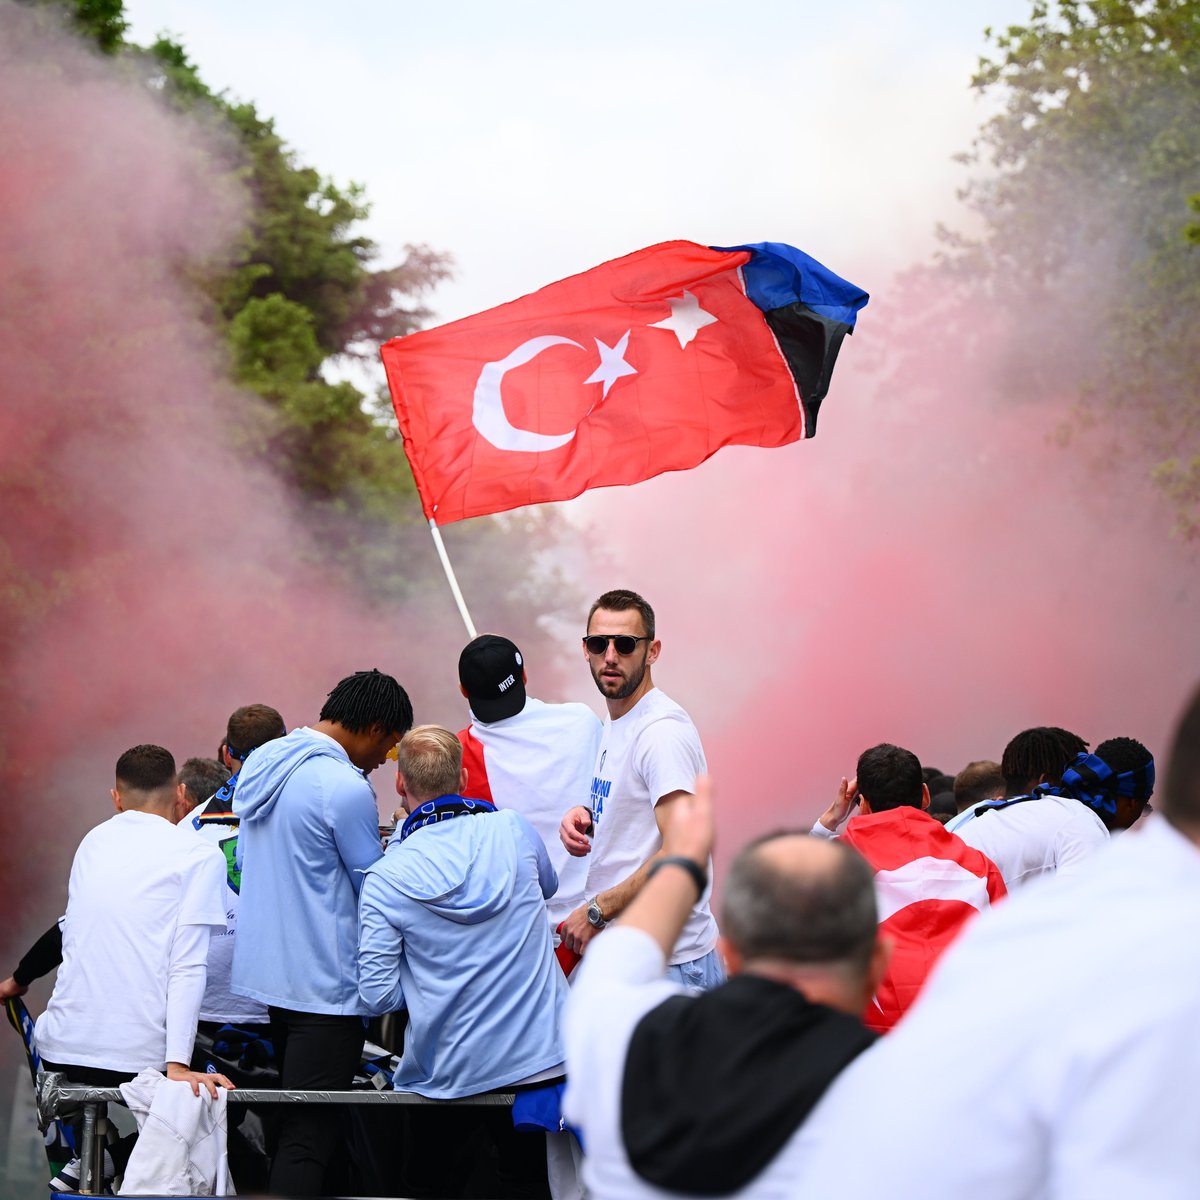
[837,807,1007,1033]
[381,240,859,524]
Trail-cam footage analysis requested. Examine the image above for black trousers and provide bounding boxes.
[267,1007,365,1196]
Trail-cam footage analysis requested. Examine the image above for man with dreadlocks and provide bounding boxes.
[231,669,413,1197]
[946,725,1086,834]
[953,734,1155,890]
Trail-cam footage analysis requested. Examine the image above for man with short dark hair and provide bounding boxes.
[38,746,230,1090]
[790,688,1200,1197]
[953,736,1155,889]
[35,745,232,1185]
[565,780,887,1198]
[813,743,1005,1031]
[232,670,413,1196]
[952,760,1005,815]
[456,634,601,927]
[180,704,287,1034]
[559,589,722,989]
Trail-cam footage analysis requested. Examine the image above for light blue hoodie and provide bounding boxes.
[232,727,382,1014]
[357,803,568,1098]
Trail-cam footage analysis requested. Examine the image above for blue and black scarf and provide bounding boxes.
[1034,751,1155,817]
[398,794,496,842]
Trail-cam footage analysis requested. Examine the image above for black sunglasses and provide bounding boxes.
[583,634,651,656]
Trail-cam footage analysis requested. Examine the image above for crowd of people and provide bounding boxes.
[4,585,1198,1198]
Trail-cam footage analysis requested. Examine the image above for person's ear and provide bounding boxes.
[921,783,931,810]
[521,668,528,685]
[459,765,469,794]
[647,638,661,666]
[459,683,470,699]
[110,787,123,813]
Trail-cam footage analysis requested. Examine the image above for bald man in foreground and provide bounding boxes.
[563,781,889,1199]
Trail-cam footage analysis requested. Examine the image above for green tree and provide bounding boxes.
[127,29,574,629]
[949,0,1200,535]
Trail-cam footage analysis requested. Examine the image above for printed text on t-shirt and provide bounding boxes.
[590,775,611,823]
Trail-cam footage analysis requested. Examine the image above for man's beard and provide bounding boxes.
[591,655,647,700]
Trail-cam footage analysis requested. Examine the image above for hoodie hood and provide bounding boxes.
[621,976,876,1194]
[233,727,357,823]
[367,802,516,924]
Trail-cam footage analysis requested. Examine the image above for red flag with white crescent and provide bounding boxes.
[837,807,1007,1033]
[381,240,860,524]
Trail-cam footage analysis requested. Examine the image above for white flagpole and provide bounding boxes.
[428,518,478,639]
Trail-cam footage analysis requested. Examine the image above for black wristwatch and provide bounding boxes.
[586,896,607,929]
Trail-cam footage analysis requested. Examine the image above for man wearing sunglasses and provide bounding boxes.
[558,589,722,991]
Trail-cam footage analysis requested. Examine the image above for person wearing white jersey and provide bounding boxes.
[456,634,602,926]
[179,704,286,1031]
[947,725,1087,832]
[37,745,232,1189]
[559,589,722,990]
[953,735,1154,891]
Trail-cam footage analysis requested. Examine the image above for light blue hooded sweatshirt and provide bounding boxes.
[357,803,568,1098]
[232,727,382,1014]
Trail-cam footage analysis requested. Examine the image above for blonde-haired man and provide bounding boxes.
[358,725,569,1192]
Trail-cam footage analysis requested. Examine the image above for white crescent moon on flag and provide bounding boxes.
[472,335,585,453]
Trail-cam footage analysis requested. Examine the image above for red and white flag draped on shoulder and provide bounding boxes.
[837,808,1006,1034]
[380,241,814,524]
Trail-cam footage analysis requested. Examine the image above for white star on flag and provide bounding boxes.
[649,290,718,349]
[584,330,637,398]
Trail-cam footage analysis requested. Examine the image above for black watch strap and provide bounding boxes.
[647,854,708,897]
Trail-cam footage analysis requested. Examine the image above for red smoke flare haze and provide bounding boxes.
[2,8,1198,1154]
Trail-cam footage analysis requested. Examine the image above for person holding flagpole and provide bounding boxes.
[559,589,722,990]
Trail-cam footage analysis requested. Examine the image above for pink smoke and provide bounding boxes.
[568,263,1199,858]
[0,8,481,976]
[3,0,1195,1016]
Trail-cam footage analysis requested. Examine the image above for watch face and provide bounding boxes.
[587,901,604,928]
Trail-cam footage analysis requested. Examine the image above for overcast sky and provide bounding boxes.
[121,1,1034,325]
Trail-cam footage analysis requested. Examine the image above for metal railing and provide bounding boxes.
[37,1072,519,1196]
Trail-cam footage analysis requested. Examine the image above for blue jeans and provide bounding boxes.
[665,946,726,992]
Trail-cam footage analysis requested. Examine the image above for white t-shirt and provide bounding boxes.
[789,817,1200,1199]
[954,794,1108,890]
[37,810,227,1072]
[466,697,602,925]
[564,928,818,1200]
[179,802,270,1025]
[584,687,717,965]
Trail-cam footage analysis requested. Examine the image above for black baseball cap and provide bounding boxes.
[458,635,527,723]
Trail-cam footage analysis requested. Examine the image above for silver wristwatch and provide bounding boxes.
[586,896,607,929]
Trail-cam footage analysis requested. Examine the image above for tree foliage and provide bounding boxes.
[947,0,1200,535]
[36,1,576,637]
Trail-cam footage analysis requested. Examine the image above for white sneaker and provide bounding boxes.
[49,1149,115,1193]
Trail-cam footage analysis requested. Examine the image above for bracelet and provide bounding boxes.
[647,855,708,897]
